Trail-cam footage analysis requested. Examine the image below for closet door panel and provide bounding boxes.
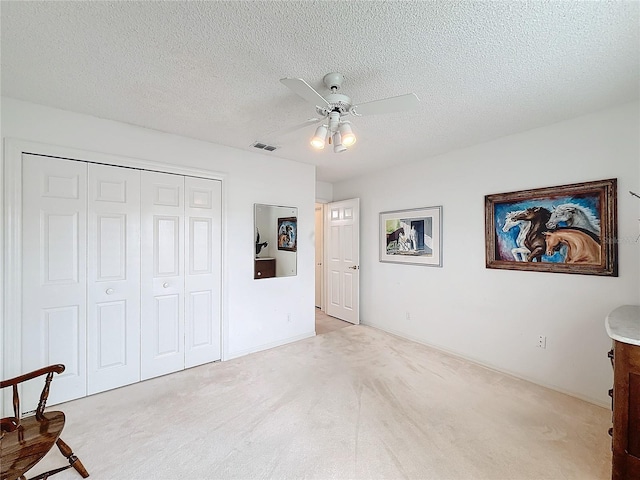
[185,177,222,367]
[87,164,141,394]
[22,154,87,409]
[155,294,180,354]
[141,172,185,380]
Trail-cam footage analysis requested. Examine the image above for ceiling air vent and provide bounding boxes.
[252,142,278,152]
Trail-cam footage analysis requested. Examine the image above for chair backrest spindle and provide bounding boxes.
[36,371,55,420]
[12,384,20,421]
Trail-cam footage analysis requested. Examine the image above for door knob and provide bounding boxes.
[348,265,359,270]
[105,288,114,295]
[163,282,169,288]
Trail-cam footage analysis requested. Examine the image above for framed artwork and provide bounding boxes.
[485,178,617,276]
[277,217,297,252]
[380,206,442,266]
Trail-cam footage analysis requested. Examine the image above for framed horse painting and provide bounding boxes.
[380,206,443,266]
[485,178,617,276]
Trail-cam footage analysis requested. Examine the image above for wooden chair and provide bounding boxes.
[0,365,89,480]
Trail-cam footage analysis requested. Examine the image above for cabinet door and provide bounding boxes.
[612,341,640,480]
[184,177,222,367]
[87,164,141,394]
[22,154,88,409]
[141,171,185,380]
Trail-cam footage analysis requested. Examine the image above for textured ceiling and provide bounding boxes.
[2,1,638,183]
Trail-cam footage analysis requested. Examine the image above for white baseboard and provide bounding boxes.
[361,320,609,409]
[226,331,316,360]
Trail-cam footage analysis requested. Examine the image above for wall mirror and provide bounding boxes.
[254,204,298,279]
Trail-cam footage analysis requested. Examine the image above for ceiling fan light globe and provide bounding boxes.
[332,132,345,153]
[334,144,347,153]
[338,122,356,147]
[310,125,328,149]
[341,133,356,147]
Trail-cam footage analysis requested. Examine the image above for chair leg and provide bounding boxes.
[55,438,90,478]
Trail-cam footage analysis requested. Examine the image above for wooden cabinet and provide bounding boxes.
[255,258,276,279]
[611,340,640,480]
[607,306,640,480]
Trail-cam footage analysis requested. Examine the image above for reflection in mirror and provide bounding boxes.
[254,204,298,279]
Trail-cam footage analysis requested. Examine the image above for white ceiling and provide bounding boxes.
[2,1,638,183]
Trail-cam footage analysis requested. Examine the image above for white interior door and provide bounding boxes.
[326,198,360,324]
[87,164,141,394]
[315,203,324,309]
[141,171,185,380]
[184,176,222,368]
[21,154,88,408]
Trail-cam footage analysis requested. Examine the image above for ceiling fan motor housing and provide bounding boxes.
[316,93,352,116]
[327,111,341,132]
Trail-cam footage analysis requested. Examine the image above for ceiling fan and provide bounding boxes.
[258,72,420,153]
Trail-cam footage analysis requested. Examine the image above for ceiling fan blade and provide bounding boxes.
[280,78,330,107]
[351,93,420,116]
[257,117,323,142]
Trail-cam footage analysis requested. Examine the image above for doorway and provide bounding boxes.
[314,198,360,334]
[324,198,360,324]
[315,203,324,309]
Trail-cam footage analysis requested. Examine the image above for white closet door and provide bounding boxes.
[184,177,222,367]
[141,171,185,380]
[87,164,141,394]
[22,154,87,408]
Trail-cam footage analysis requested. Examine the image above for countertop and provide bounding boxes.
[606,305,640,346]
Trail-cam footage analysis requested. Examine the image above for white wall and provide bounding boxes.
[333,102,640,406]
[1,97,316,367]
[315,181,333,203]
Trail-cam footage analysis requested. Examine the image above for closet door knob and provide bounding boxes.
[163,282,169,288]
[106,288,114,295]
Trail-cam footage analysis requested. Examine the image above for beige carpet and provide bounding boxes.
[30,324,610,479]
[315,309,352,335]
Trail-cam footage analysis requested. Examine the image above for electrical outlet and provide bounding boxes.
[537,335,547,349]
[406,312,411,321]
